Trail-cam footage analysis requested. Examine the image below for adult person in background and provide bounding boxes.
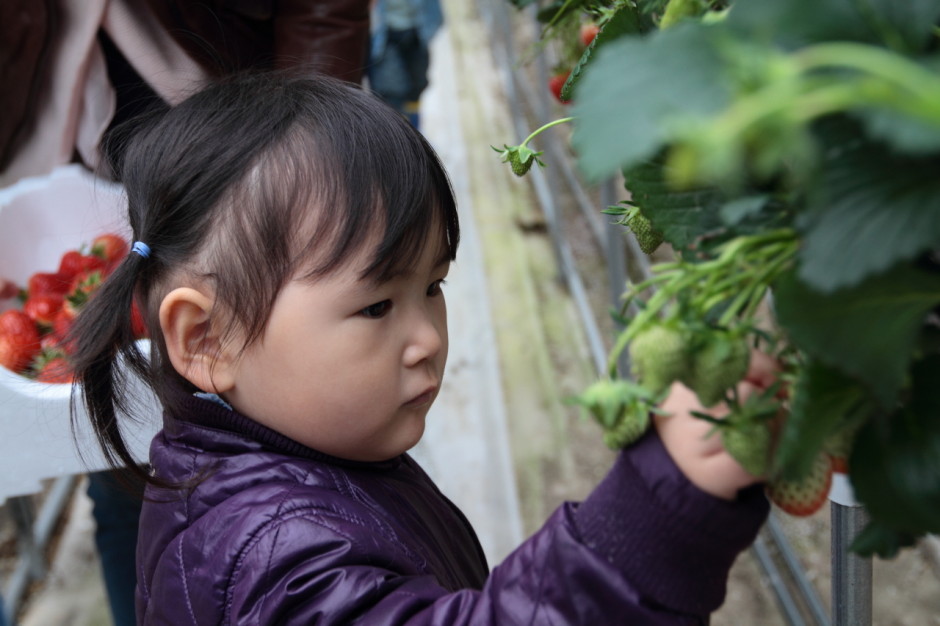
[368,0,443,129]
[0,2,369,624]
[2,0,370,186]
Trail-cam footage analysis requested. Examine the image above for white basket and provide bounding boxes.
[0,166,161,503]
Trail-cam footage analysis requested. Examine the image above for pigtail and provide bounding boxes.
[68,242,154,484]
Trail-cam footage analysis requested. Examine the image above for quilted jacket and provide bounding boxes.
[136,389,769,624]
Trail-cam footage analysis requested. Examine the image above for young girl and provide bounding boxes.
[71,73,771,624]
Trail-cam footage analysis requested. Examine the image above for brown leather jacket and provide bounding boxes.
[144,0,370,81]
[0,0,369,171]
[0,0,58,171]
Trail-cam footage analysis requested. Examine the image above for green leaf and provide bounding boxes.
[850,520,920,559]
[726,0,940,52]
[719,195,768,226]
[622,157,725,249]
[572,23,732,179]
[562,3,646,102]
[852,0,940,53]
[798,127,940,291]
[857,105,940,156]
[850,355,940,537]
[773,359,873,480]
[774,264,940,407]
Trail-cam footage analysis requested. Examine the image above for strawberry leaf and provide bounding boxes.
[798,122,940,291]
[561,3,645,102]
[849,521,920,559]
[773,360,874,480]
[622,157,725,250]
[572,23,731,179]
[850,356,940,540]
[774,264,940,408]
[726,0,940,53]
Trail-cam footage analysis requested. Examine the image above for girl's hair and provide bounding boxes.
[69,72,459,482]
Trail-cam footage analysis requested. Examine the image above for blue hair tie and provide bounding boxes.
[131,241,151,259]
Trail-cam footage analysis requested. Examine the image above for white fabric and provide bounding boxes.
[1,0,209,187]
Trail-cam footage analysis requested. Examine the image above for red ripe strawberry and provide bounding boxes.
[0,279,20,300]
[58,250,85,279]
[28,271,70,296]
[58,249,106,280]
[0,310,42,373]
[24,293,64,326]
[548,70,572,104]
[580,23,600,47]
[829,455,848,474]
[52,308,77,353]
[767,452,833,517]
[35,353,73,384]
[65,269,104,314]
[131,299,148,338]
[40,332,63,352]
[91,233,129,271]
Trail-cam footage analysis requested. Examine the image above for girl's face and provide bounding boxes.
[221,231,451,462]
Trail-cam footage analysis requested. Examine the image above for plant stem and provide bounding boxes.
[795,42,940,105]
[521,117,576,147]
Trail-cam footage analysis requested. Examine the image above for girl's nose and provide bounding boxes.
[403,310,446,367]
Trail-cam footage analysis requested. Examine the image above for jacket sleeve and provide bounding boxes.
[225,430,769,625]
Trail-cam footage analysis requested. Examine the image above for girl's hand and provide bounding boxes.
[654,350,780,501]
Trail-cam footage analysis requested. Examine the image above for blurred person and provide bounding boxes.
[367,0,443,129]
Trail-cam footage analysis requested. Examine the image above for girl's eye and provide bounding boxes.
[360,300,392,319]
[427,279,446,297]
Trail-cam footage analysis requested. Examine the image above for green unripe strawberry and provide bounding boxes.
[721,418,772,478]
[569,378,649,428]
[492,144,544,177]
[509,151,532,176]
[767,452,833,517]
[626,210,665,254]
[569,378,654,449]
[683,332,750,407]
[628,324,690,394]
[603,410,651,450]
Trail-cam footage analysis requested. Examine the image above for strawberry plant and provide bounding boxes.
[501,0,940,557]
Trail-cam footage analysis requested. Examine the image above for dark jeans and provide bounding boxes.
[368,28,431,122]
[86,469,145,626]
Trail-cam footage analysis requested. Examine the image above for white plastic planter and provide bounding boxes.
[0,166,160,504]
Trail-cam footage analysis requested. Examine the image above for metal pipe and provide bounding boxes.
[767,513,831,626]
[2,476,77,625]
[752,534,807,626]
[831,502,872,626]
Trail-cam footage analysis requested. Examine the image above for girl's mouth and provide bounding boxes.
[404,387,437,408]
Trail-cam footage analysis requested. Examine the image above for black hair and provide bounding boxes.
[69,72,459,482]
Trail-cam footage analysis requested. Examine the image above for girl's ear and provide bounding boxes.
[159,287,238,393]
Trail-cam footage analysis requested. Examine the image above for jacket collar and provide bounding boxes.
[163,382,404,471]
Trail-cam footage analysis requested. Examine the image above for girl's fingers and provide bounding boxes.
[657,378,770,500]
[744,348,780,390]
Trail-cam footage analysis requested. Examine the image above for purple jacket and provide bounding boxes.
[136,389,769,624]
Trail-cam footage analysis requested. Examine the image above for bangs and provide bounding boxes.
[288,97,459,282]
